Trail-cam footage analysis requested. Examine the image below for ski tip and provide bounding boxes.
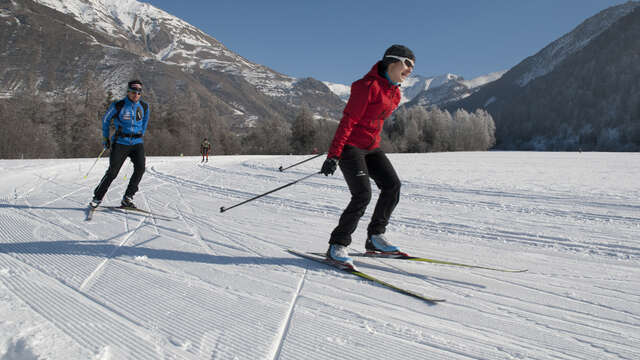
[219,206,226,213]
[278,166,283,172]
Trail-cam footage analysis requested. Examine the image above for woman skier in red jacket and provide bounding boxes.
[320,45,415,267]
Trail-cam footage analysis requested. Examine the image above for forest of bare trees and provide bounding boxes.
[385,107,496,152]
[0,94,495,159]
[0,92,242,159]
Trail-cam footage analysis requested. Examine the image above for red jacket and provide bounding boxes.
[327,62,401,158]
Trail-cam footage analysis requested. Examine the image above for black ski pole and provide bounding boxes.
[220,171,321,213]
[278,153,325,172]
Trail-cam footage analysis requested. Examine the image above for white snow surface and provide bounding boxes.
[0,152,639,359]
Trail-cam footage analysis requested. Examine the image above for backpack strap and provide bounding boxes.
[111,99,125,142]
[136,101,149,121]
[112,99,125,121]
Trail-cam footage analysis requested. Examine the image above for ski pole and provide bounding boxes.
[278,153,325,172]
[220,171,320,213]
[84,148,106,179]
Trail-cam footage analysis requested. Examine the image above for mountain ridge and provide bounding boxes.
[4,0,344,121]
[448,1,640,151]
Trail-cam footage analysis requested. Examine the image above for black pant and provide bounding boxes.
[94,143,146,201]
[330,146,401,246]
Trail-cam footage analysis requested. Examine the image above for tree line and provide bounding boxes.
[384,106,496,152]
[0,93,495,159]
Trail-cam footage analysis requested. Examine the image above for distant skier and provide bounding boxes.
[320,45,415,267]
[200,138,212,162]
[89,80,150,209]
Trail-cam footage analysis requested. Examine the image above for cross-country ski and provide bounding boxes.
[342,252,528,273]
[288,249,445,304]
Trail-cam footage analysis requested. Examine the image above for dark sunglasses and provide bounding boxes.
[128,88,142,95]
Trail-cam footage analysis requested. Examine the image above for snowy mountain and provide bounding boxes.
[400,73,460,104]
[1,0,344,123]
[450,1,640,151]
[322,81,351,103]
[405,71,507,108]
[34,0,296,97]
[460,70,508,89]
[325,71,505,106]
[1,153,639,358]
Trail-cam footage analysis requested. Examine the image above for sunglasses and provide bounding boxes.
[385,55,415,69]
[128,88,142,95]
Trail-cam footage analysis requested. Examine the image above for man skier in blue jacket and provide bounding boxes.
[90,80,150,209]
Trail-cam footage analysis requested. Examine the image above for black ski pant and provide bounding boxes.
[93,143,145,201]
[329,145,401,246]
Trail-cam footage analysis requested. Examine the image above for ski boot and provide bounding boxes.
[365,234,407,257]
[121,195,137,209]
[89,198,101,208]
[326,244,354,269]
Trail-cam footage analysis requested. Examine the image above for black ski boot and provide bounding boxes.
[89,198,101,208]
[121,196,136,209]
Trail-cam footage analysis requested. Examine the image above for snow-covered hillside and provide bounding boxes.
[461,70,508,89]
[322,81,351,103]
[34,0,295,97]
[1,153,639,359]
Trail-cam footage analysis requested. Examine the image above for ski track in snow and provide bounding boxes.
[0,153,639,359]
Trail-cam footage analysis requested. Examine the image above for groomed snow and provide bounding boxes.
[0,152,639,359]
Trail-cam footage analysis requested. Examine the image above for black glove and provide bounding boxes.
[103,137,111,149]
[320,157,338,176]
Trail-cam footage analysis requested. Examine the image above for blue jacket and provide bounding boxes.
[102,97,150,146]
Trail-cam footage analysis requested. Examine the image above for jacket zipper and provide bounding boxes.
[130,104,134,138]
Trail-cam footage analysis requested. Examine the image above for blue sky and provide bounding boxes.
[144,0,628,84]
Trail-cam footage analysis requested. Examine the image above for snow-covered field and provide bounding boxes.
[0,152,638,360]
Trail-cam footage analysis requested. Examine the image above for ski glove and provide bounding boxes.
[102,137,111,150]
[320,157,338,176]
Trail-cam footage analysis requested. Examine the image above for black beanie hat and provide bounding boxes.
[383,44,415,61]
[128,79,143,89]
[379,45,415,76]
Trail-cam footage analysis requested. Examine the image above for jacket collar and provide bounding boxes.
[364,61,399,90]
[124,96,139,105]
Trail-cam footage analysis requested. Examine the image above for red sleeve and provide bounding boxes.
[327,81,373,158]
